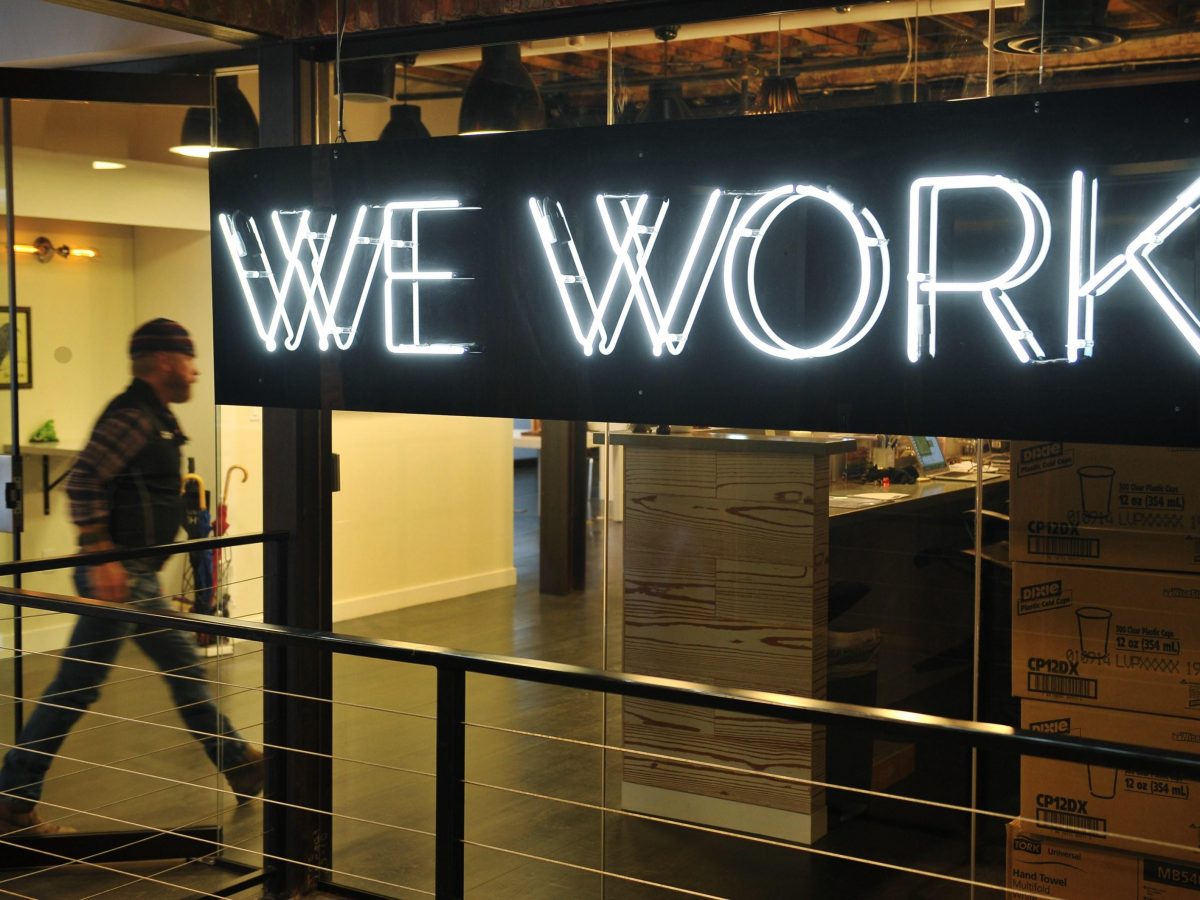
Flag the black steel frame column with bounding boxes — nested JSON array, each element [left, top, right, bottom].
[[539, 420, 587, 595], [258, 41, 333, 899], [435, 668, 466, 898], [1, 98, 23, 735]]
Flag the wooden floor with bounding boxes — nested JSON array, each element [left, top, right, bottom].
[[0, 464, 1011, 898]]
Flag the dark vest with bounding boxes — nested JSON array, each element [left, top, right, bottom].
[[104, 380, 186, 558]]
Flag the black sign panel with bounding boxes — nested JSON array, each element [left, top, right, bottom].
[[210, 82, 1200, 445]]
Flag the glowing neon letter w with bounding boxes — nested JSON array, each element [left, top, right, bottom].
[[529, 191, 742, 356], [218, 201, 475, 355]]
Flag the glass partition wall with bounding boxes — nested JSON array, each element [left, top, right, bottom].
[[309, 3, 1200, 896], [0, 86, 262, 895], [0, 101, 16, 758], [0, 0, 1195, 895]]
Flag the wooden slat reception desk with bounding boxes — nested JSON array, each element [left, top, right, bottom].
[[598, 429, 857, 845]]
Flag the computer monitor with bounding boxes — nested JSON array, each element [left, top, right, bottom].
[[909, 436, 947, 475]]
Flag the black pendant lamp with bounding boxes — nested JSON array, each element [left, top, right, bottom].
[[636, 26, 691, 123], [380, 54, 431, 141], [337, 57, 395, 103], [994, 0, 1120, 53], [170, 75, 259, 158], [458, 43, 546, 135], [749, 17, 801, 115]]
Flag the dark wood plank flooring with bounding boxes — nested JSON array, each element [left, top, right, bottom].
[[0, 464, 1009, 898]]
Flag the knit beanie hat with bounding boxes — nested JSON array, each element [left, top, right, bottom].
[[129, 318, 194, 358]]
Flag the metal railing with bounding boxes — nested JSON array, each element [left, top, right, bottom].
[[1, 532, 1199, 897]]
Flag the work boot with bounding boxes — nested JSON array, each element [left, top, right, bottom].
[[0, 799, 76, 835], [224, 745, 265, 805]]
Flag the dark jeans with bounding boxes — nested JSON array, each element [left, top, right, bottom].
[[0, 561, 249, 809]]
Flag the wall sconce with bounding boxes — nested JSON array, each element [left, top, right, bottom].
[[13, 237, 98, 263]]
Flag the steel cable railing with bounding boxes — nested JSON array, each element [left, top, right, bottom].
[[1, 533, 1199, 897]]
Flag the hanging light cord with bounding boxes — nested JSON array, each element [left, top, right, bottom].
[[334, 0, 348, 143], [208, 73, 218, 149], [776, 15, 783, 77]]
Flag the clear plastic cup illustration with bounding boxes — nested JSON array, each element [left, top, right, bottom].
[[1076, 606, 1113, 660], [1087, 764, 1118, 799], [1078, 465, 1116, 521]]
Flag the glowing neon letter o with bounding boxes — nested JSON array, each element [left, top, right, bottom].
[[722, 184, 889, 360]]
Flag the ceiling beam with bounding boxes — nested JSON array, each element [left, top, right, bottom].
[[1119, 0, 1178, 24], [42, 0, 278, 41], [925, 14, 989, 42], [68, 0, 914, 46], [0, 65, 209, 103]]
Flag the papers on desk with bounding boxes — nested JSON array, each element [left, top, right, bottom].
[[930, 468, 1004, 482], [829, 492, 904, 510]]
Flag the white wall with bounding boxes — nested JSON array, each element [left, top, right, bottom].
[[13, 147, 209, 230], [331, 412, 515, 621], [132, 226, 217, 482], [0, 217, 137, 653], [216, 405, 263, 620], [7, 147, 519, 650], [8, 218, 137, 606]]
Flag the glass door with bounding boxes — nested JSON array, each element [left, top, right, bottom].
[[0, 98, 16, 749]]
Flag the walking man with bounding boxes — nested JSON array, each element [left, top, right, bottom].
[[0, 319, 263, 834]]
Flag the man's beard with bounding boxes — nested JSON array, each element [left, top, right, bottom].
[[165, 372, 191, 403]]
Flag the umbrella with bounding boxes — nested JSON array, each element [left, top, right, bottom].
[[182, 473, 216, 642], [212, 465, 248, 622]]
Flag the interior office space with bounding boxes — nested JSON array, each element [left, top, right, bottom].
[[1, 0, 1200, 897]]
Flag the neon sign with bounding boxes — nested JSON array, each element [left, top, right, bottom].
[[1077, 175, 1200, 358], [218, 201, 477, 355], [208, 83, 1200, 443], [528, 171, 1200, 364], [907, 175, 1050, 364], [217, 169, 1200, 368]]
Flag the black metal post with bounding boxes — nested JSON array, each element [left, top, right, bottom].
[[2, 98, 23, 735], [262, 534, 289, 892], [259, 40, 332, 900], [539, 420, 587, 595], [262, 404, 333, 899], [435, 667, 466, 899]]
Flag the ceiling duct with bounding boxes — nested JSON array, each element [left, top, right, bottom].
[[993, 0, 1122, 54]]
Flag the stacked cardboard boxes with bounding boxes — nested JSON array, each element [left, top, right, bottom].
[[1008, 442, 1200, 896], [1006, 820, 1200, 900]]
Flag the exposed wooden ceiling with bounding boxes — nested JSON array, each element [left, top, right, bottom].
[[46, 0, 1200, 121], [46, 0, 628, 40], [397, 0, 1200, 121]]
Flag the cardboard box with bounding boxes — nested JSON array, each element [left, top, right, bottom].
[[1021, 700, 1200, 858], [1007, 820, 1200, 898], [1012, 562, 1200, 718], [1010, 441, 1200, 572]]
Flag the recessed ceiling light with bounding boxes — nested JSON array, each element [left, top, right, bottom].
[[92, 160, 126, 170], [168, 145, 235, 159]]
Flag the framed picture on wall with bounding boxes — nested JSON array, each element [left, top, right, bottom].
[[0, 307, 32, 390]]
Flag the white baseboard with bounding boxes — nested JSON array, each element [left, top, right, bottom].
[[17, 613, 79, 656], [332, 567, 518, 624], [1, 567, 518, 658], [622, 782, 827, 845]]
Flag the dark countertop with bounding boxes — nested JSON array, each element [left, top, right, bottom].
[[829, 475, 1009, 520], [592, 428, 859, 457]]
